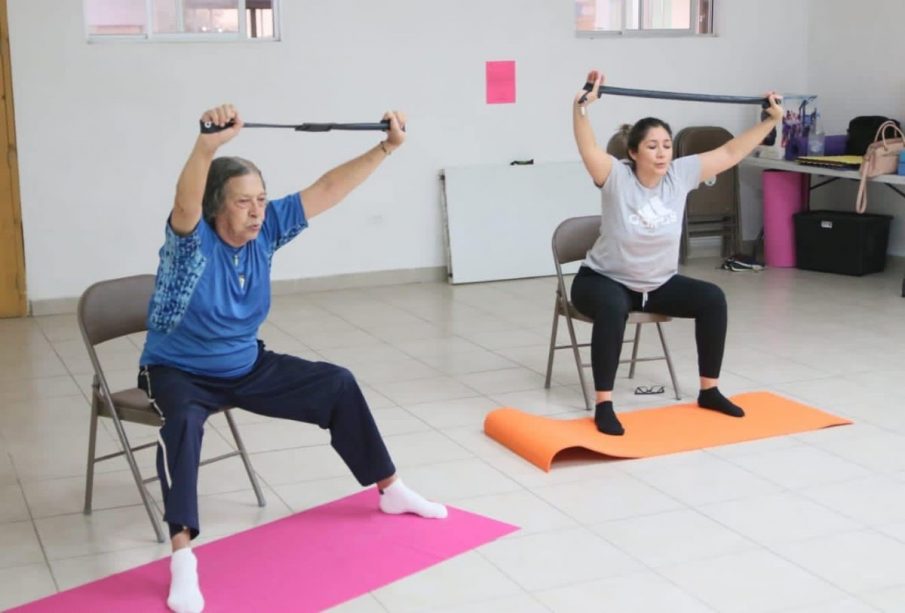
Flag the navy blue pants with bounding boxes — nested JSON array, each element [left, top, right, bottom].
[[570, 267, 728, 391], [139, 343, 396, 539]]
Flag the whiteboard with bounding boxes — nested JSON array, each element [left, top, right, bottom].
[[441, 162, 602, 284]]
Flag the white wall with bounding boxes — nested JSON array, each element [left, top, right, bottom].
[[805, 0, 905, 254], [8, 0, 810, 301]]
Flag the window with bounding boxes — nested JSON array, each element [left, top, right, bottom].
[[575, 0, 713, 36], [85, 0, 279, 41]]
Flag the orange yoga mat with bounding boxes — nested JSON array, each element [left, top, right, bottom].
[[484, 392, 851, 471]]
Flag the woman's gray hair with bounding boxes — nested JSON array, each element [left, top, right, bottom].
[[202, 157, 266, 225]]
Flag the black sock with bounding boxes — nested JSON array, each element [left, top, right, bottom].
[[697, 387, 745, 417], [595, 401, 624, 435]]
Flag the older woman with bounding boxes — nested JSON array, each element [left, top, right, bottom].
[[139, 104, 445, 613], [571, 71, 783, 436]]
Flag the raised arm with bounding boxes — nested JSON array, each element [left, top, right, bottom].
[[697, 93, 784, 182], [171, 104, 242, 236], [574, 70, 613, 187], [300, 111, 406, 219]]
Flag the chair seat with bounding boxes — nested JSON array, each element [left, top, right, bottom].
[[110, 387, 154, 411], [96, 388, 162, 427], [99, 388, 235, 427], [557, 298, 673, 325]]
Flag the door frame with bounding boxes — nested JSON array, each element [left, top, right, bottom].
[[0, 0, 26, 317]]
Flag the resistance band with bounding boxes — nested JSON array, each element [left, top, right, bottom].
[[200, 120, 391, 134], [578, 83, 773, 108]]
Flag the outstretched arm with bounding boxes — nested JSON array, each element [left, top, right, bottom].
[[698, 93, 784, 182], [171, 104, 242, 236], [300, 111, 406, 219], [574, 70, 613, 187]]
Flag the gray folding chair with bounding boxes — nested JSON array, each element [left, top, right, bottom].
[[78, 274, 266, 543], [674, 126, 741, 263], [543, 216, 682, 411]]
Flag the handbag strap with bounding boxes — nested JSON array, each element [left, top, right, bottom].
[[874, 120, 905, 147], [856, 162, 871, 214]]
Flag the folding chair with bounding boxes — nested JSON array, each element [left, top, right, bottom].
[[543, 216, 682, 411], [674, 126, 742, 263], [78, 274, 266, 543]]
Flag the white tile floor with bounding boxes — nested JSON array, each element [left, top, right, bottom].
[[2, 258, 905, 612]]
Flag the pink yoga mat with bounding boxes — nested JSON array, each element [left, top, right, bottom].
[[11, 490, 518, 612]]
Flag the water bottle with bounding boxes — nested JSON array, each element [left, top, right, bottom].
[[807, 113, 825, 156]]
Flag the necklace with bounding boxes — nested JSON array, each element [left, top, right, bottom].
[[232, 250, 246, 289]]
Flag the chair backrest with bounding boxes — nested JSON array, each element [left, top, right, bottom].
[[674, 126, 733, 158], [78, 274, 156, 347], [674, 126, 739, 218], [552, 215, 602, 267]]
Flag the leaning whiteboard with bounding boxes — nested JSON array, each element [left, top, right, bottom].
[[442, 162, 601, 284]]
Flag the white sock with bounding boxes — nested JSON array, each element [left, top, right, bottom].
[[167, 548, 204, 613], [378, 478, 448, 519]]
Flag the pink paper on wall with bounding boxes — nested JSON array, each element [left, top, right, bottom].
[[486, 60, 516, 104], [10, 490, 518, 613]]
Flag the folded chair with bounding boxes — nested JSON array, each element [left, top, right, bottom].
[[78, 274, 266, 543], [543, 216, 681, 411]]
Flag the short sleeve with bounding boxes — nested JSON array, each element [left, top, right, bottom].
[[147, 218, 211, 333], [672, 154, 702, 192]]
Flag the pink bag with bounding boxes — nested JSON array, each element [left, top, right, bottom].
[[856, 120, 905, 213]]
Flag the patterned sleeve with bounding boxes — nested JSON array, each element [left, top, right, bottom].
[[262, 192, 308, 254], [147, 219, 209, 334]]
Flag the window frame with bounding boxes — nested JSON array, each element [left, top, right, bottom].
[[576, 0, 714, 38], [83, 0, 281, 43]]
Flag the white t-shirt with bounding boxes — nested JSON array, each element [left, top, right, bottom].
[[583, 154, 702, 293]]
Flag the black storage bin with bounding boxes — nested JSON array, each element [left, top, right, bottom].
[[793, 211, 892, 276]]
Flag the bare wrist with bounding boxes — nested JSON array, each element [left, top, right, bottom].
[[379, 141, 397, 156]]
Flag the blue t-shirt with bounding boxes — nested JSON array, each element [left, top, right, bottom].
[[140, 193, 307, 377]]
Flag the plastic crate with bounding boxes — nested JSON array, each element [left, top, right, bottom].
[[793, 211, 892, 276]]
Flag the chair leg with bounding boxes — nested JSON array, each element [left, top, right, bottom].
[[679, 214, 689, 264], [83, 400, 100, 515], [628, 322, 642, 379], [108, 413, 166, 543], [224, 409, 266, 507], [544, 299, 560, 389], [656, 323, 682, 400], [564, 312, 593, 412]]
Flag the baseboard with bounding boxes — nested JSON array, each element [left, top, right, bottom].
[[685, 236, 724, 259], [270, 266, 447, 294], [29, 297, 79, 317], [28, 266, 448, 317]]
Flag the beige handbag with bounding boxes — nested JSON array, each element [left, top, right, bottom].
[[856, 120, 905, 213]]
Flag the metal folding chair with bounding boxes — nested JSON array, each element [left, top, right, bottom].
[[78, 274, 266, 543], [543, 216, 682, 411]]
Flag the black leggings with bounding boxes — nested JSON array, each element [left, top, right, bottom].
[[570, 267, 728, 391]]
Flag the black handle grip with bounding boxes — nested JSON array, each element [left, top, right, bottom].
[[578, 82, 775, 108], [200, 119, 235, 134]]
